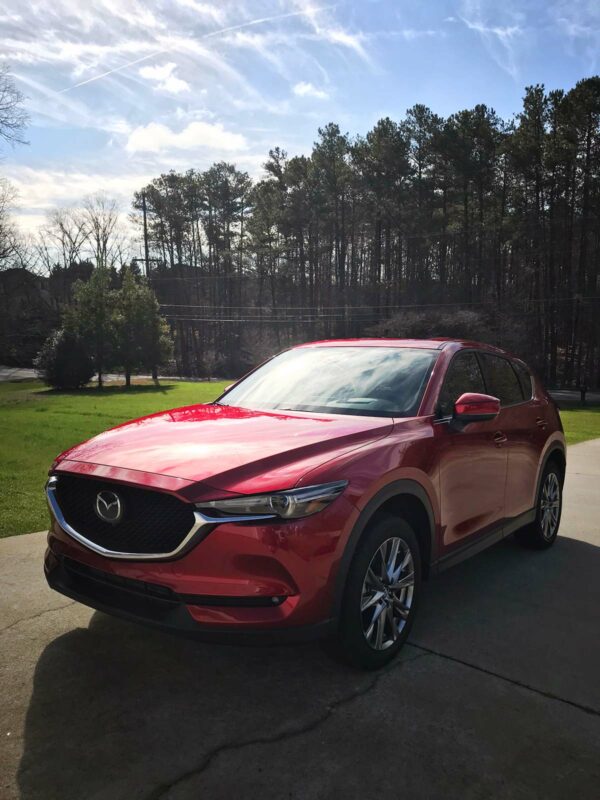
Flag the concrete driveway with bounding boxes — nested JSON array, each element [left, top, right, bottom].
[[0, 367, 37, 382], [1, 441, 599, 800]]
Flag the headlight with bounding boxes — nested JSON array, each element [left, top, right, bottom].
[[197, 480, 348, 520]]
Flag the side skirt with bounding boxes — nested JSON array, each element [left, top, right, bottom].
[[431, 508, 536, 574]]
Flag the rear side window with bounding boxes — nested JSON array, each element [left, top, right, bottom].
[[479, 354, 523, 406], [438, 352, 486, 417], [513, 361, 533, 400]]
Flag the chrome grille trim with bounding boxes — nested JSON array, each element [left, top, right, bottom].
[[46, 476, 275, 561]]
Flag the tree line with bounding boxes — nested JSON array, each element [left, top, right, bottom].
[[1, 70, 599, 386], [129, 77, 600, 385]]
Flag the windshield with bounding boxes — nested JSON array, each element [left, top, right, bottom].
[[218, 347, 438, 418]]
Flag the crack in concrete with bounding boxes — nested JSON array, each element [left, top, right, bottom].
[[144, 650, 429, 800], [408, 640, 600, 717], [0, 601, 76, 634], [144, 636, 600, 799]]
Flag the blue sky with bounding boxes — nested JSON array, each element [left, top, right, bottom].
[[2, 0, 600, 235]]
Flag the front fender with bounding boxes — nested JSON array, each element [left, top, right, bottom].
[[330, 478, 437, 621]]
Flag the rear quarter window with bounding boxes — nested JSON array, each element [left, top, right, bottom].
[[512, 361, 533, 400]]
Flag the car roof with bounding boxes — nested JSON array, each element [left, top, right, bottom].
[[295, 338, 511, 355]]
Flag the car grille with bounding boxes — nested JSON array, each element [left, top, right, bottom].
[[53, 474, 196, 555]]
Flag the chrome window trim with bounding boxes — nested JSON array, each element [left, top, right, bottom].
[[45, 476, 276, 561]]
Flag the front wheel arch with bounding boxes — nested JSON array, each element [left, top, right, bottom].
[[332, 480, 436, 622]]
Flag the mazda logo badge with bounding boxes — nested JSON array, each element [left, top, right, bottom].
[[95, 490, 123, 525]]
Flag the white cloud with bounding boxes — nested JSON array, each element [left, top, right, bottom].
[[175, 0, 225, 24], [460, 1, 523, 79], [14, 72, 134, 133], [4, 165, 153, 225], [550, 0, 600, 68], [125, 120, 248, 153], [291, 1, 372, 63], [396, 29, 440, 41], [139, 61, 190, 94], [293, 80, 328, 99], [463, 19, 521, 42], [13, 213, 49, 234]]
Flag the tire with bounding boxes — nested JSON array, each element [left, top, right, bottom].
[[329, 514, 422, 670], [515, 460, 563, 550]]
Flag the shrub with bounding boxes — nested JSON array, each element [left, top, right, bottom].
[[34, 329, 94, 389]]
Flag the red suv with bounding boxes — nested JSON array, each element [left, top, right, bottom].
[[45, 339, 565, 668]]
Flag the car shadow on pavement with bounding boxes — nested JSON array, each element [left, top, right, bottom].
[[17, 535, 600, 800], [16, 611, 361, 800]]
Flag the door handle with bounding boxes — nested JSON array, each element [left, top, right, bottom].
[[535, 417, 548, 429], [493, 431, 507, 446]]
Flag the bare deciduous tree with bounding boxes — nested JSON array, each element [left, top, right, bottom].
[[39, 207, 88, 270], [0, 178, 19, 265], [0, 63, 28, 152], [81, 193, 131, 269]]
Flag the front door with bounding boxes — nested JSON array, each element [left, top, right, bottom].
[[434, 351, 508, 553]]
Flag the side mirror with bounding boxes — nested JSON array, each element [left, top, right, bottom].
[[452, 392, 500, 427]]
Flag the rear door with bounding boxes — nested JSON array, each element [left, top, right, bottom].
[[478, 354, 540, 520], [435, 351, 508, 551]]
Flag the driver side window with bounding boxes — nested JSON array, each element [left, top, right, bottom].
[[438, 352, 486, 417]]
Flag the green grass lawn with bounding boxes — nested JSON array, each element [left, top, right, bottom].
[[0, 380, 598, 537], [0, 379, 228, 538], [559, 407, 600, 445]]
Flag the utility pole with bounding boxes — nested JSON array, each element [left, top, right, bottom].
[[141, 190, 150, 278]]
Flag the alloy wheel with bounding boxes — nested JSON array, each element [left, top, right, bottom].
[[540, 472, 560, 540], [360, 536, 415, 650]]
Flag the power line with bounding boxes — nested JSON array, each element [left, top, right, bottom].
[[161, 310, 580, 325], [159, 295, 600, 312]]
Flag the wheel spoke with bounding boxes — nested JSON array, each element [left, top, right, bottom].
[[377, 542, 389, 581], [361, 589, 385, 612], [365, 567, 385, 591], [386, 538, 400, 580], [386, 603, 397, 641], [365, 601, 385, 642], [389, 546, 412, 583], [374, 606, 386, 649], [390, 571, 414, 591], [392, 597, 410, 619]]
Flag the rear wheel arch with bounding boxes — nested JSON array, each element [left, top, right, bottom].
[[332, 480, 436, 620], [546, 447, 566, 483], [516, 450, 564, 549], [539, 444, 566, 491]]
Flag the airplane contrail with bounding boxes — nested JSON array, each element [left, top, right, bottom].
[[58, 6, 330, 94], [58, 49, 169, 93]]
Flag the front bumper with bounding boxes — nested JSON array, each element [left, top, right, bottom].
[[45, 492, 359, 641], [44, 550, 334, 643]]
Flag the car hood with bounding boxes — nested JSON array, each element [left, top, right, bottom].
[[55, 403, 393, 495]]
